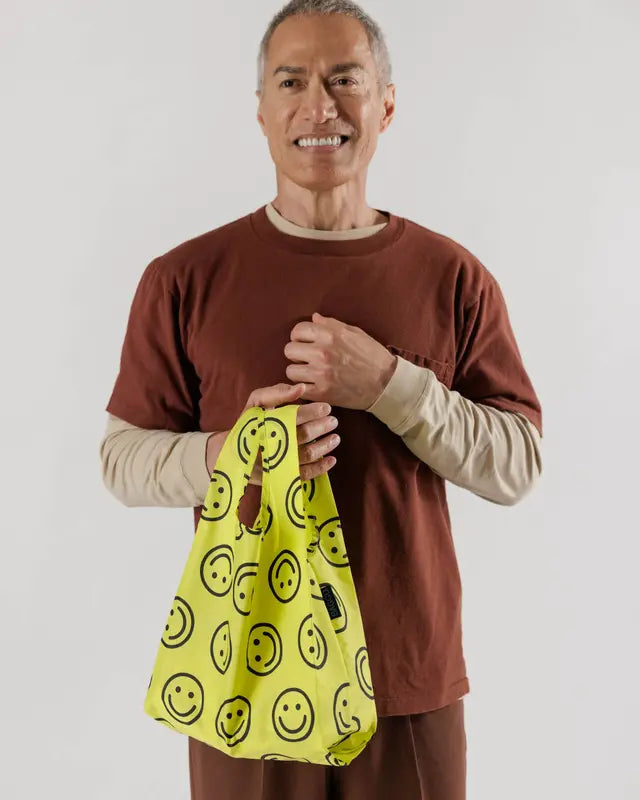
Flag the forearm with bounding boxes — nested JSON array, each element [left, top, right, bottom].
[[100, 414, 223, 507], [367, 356, 542, 505]]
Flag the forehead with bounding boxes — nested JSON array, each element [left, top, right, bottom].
[[266, 14, 375, 73]]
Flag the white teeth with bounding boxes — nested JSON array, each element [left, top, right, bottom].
[[297, 135, 343, 147]]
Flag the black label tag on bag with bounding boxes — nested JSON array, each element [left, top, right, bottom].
[[320, 583, 341, 620]]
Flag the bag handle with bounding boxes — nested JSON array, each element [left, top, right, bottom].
[[207, 404, 301, 529], [226, 406, 269, 524]]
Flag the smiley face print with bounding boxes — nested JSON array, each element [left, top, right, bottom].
[[309, 573, 324, 600], [298, 613, 327, 669], [161, 596, 194, 649], [161, 673, 204, 725], [284, 476, 308, 530], [201, 470, 232, 521], [210, 621, 232, 675], [215, 696, 251, 748], [268, 550, 301, 603], [233, 561, 258, 616], [325, 753, 347, 767], [333, 683, 361, 738], [200, 544, 234, 596], [260, 415, 289, 471], [246, 623, 283, 676], [318, 517, 349, 567], [355, 646, 374, 699], [236, 414, 266, 466], [272, 688, 315, 742]]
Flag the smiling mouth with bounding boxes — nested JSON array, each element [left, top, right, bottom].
[[262, 632, 278, 668], [168, 607, 187, 641], [279, 715, 307, 734], [263, 439, 282, 465], [221, 722, 245, 739], [294, 135, 350, 151], [168, 696, 197, 717]]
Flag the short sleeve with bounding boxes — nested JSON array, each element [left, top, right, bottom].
[[105, 258, 200, 432], [452, 273, 543, 437]]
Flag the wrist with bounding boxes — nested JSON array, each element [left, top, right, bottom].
[[205, 430, 228, 475]]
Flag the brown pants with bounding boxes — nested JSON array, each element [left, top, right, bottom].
[[188, 698, 466, 800]]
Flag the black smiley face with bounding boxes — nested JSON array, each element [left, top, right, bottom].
[[237, 415, 265, 466], [237, 415, 289, 472], [161, 596, 194, 648], [215, 696, 251, 747], [326, 753, 347, 767], [318, 517, 349, 567], [272, 688, 315, 742], [210, 620, 232, 675], [200, 544, 234, 596], [333, 682, 361, 737], [268, 549, 301, 603], [246, 623, 283, 676], [309, 574, 323, 600], [161, 673, 204, 725], [298, 613, 327, 669], [201, 470, 232, 521], [233, 562, 258, 616], [285, 476, 309, 530], [261, 415, 289, 470], [355, 646, 374, 699]]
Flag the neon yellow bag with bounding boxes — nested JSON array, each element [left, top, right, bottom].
[[143, 403, 377, 766]]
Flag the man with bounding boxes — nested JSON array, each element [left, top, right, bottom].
[[101, 2, 543, 798]]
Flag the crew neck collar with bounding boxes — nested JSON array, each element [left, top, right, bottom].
[[248, 203, 405, 256], [265, 201, 389, 240]]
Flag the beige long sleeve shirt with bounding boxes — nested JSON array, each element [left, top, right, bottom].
[[100, 203, 542, 509]]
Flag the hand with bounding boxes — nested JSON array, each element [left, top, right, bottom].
[[284, 312, 397, 410], [237, 383, 340, 486]]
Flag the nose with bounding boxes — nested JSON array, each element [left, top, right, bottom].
[[299, 77, 338, 123]]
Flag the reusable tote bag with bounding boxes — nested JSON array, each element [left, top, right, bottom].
[[143, 402, 378, 766]]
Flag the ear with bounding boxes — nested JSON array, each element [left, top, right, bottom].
[[255, 92, 266, 135], [380, 83, 395, 133]]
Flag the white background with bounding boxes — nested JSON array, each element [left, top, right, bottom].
[[1, 0, 638, 797]]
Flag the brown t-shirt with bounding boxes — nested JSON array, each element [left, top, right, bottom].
[[106, 204, 542, 716]]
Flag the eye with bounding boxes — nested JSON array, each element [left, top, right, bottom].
[[279, 78, 356, 88]]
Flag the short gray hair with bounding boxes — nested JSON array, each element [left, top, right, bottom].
[[256, 0, 392, 94]]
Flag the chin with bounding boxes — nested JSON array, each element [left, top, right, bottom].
[[283, 166, 354, 192]]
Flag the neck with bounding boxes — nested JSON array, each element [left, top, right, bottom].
[[271, 183, 386, 230]]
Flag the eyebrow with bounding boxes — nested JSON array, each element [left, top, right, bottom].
[[272, 62, 366, 77]]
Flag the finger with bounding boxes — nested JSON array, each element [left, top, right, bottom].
[[295, 401, 332, 427], [246, 383, 306, 411], [298, 426, 340, 466], [300, 455, 336, 481]]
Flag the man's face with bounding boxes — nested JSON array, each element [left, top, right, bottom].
[[256, 14, 395, 192]]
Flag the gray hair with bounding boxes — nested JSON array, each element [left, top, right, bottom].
[[256, 0, 392, 94]]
